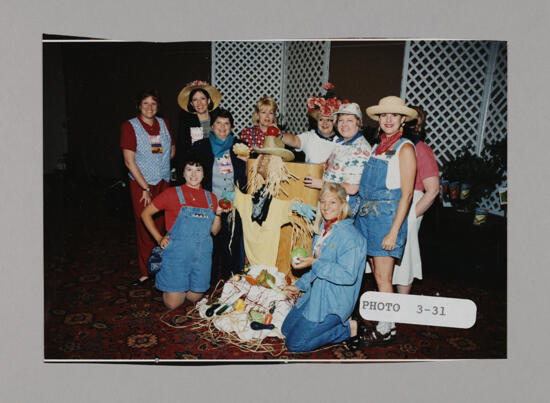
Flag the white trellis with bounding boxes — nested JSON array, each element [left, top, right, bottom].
[[212, 41, 330, 134], [401, 40, 507, 214], [282, 41, 330, 134]]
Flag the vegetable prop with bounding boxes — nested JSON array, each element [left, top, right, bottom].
[[290, 247, 309, 265], [244, 274, 257, 285], [250, 321, 275, 331], [215, 303, 232, 315], [232, 142, 250, 156], [267, 126, 280, 136], [232, 274, 241, 282], [264, 301, 276, 325], [243, 264, 250, 274], [218, 198, 232, 209], [205, 303, 221, 317], [265, 277, 283, 294], [248, 310, 265, 324], [255, 270, 276, 289], [233, 295, 247, 311]]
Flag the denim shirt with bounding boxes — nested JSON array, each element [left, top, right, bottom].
[[294, 219, 368, 324]]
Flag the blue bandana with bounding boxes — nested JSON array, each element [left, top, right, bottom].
[[209, 131, 234, 158]]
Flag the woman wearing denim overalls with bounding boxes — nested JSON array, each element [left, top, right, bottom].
[[141, 153, 230, 309], [354, 96, 418, 346]]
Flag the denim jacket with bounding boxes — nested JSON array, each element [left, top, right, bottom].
[[294, 219, 368, 324]]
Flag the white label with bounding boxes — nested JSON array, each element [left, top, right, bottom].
[[359, 291, 477, 329], [190, 127, 204, 144]]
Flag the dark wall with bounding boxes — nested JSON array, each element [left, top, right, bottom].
[[44, 40, 404, 179], [43, 45, 68, 173], [44, 41, 211, 178], [329, 41, 405, 129]]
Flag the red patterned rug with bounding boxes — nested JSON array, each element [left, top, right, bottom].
[[44, 178, 506, 361]]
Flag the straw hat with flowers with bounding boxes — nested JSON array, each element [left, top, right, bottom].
[[177, 80, 222, 113]]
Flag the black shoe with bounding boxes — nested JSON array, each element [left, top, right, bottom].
[[342, 322, 368, 351], [361, 328, 397, 347], [130, 277, 150, 286]]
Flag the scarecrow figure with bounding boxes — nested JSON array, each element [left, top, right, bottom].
[[231, 133, 318, 271]]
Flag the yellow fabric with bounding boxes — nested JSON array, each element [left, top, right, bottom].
[[234, 187, 291, 267]]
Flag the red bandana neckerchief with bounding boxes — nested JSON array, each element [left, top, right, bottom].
[[322, 218, 339, 236], [375, 128, 403, 155]]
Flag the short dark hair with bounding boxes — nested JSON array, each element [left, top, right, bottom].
[[182, 151, 206, 171], [135, 89, 161, 109], [187, 88, 215, 113], [210, 108, 234, 127]]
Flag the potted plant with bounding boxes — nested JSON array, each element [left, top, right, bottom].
[[440, 137, 506, 212]]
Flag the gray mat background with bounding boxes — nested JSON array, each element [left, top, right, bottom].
[[1, 0, 547, 402]]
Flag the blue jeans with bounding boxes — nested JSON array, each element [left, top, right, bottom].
[[282, 302, 350, 352]]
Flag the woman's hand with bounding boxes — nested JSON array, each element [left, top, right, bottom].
[[236, 154, 249, 163], [291, 256, 316, 270], [158, 235, 170, 249], [303, 176, 323, 189], [140, 189, 152, 207], [283, 285, 300, 296], [216, 206, 232, 216], [381, 230, 398, 251]]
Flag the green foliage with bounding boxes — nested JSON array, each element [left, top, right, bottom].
[[441, 137, 507, 211]]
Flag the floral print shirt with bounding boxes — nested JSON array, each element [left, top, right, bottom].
[[323, 135, 371, 185]]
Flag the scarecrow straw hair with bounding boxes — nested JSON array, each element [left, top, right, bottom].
[[288, 197, 315, 250], [248, 155, 298, 198]]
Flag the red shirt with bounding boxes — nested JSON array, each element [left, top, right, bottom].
[[152, 184, 218, 232], [239, 126, 268, 151], [414, 141, 439, 191], [120, 116, 174, 151]]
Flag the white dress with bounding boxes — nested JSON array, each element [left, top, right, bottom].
[[391, 189, 424, 285]]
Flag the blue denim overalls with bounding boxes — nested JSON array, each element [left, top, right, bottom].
[[354, 138, 409, 258], [155, 186, 215, 293]]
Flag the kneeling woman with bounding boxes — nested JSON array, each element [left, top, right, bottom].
[[141, 153, 229, 309], [281, 183, 367, 352]]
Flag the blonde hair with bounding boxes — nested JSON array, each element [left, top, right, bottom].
[[251, 96, 278, 126], [313, 182, 351, 234]]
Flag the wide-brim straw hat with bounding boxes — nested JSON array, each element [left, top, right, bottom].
[[177, 80, 222, 113], [366, 96, 418, 122], [253, 136, 295, 162]]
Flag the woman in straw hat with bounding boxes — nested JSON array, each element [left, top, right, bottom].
[[392, 106, 440, 294], [174, 80, 222, 184], [120, 89, 175, 286], [354, 96, 417, 346]]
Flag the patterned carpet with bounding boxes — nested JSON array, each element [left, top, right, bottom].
[[44, 175, 506, 361]]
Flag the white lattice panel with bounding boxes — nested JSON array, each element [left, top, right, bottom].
[[401, 41, 492, 165], [212, 42, 285, 133], [282, 41, 330, 133], [401, 40, 508, 214], [479, 43, 507, 213], [481, 43, 507, 147], [212, 41, 330, 135]]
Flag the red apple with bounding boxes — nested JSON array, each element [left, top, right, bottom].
[[267, 126, 280, 136], [218, 198, 232, 209]]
